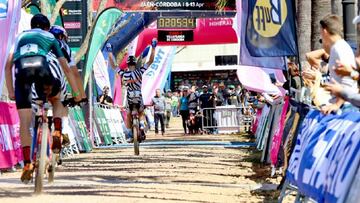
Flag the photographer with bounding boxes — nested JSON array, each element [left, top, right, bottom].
[[97, 86, 113, 106]]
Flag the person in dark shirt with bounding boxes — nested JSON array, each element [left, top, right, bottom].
[[227, 85, 240, 106], [97, 86, 113, 106], [199, 85, 212, 108]]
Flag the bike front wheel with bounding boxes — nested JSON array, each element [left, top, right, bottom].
[[34, 122, 49, 194], [132, 119, 140, 156]]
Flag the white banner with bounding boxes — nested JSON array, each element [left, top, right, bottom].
[[93, 51, 112, 97], [142, 46, 176, 105]]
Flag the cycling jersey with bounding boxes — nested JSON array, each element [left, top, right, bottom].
[[13, 28, 64, 62], [13, 29, 64, 109], [31, 52, 67, 102], [118, 65, 148, 107]]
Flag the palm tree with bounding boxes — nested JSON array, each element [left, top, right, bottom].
[[311, 0, 331, 50], [296, 0, 312, 65], [331, 0, 343, 16]]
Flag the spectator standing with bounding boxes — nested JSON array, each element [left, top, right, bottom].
[[97, 86, 113, 106], [151, 89, 166, 135], [165, 90, 172, 128], [213, 87, 224, 106], [188, 85, 199, 112], [227, 85, 240, 106], [179, 87, 190, 135], [171, 92, 179, 117], [199, 85, 214, 133], [318, 14, 358, 114]]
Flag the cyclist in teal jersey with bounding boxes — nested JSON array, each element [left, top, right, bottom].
[[5, 14, 81, 183]]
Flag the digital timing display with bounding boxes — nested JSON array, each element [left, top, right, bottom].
[[157, 17, 196, 29]]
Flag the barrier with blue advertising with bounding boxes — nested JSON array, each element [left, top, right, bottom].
[[286, 110, 360, 203]]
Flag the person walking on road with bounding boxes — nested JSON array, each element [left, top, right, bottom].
[[165, 90, 172, 128], [151, 89, 166, 135], [179, 87, 190, 135]]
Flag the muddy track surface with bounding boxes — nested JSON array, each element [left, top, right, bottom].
[[0, 118, 294, 203]]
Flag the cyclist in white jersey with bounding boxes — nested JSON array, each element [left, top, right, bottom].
[[108, 39, 157, 142]]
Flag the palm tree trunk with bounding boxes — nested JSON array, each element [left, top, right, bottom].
[[331, 0, 343, 16], [296, 0, 312, 65], [311, 0, 331, 50]]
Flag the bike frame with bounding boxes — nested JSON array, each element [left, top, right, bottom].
[[31, 102, 56, 193]]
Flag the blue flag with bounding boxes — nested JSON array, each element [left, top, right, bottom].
[[245, 0, 297, 57]]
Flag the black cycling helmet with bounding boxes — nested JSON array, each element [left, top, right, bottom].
[[127, 55, 137, 65], [31, 14, 50, 30]]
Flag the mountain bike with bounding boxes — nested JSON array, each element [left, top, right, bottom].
[[31, 100, 56, 194], [31, 97, 77, 193]]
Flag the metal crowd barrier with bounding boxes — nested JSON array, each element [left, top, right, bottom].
[[201, 106, 254, 134]]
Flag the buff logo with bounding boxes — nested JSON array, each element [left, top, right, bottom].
[[252, 0, 288, 37]]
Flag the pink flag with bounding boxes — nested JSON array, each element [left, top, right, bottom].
[[0, 102, 22, 169], [113, 75, 123, 106]]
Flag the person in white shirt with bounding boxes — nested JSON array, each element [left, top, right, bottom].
[[318, 14, 359, 114]]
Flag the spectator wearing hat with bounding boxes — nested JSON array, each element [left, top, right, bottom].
[[199, 85, 215, 133], [165, 90, 172, 128], [227, 85, 240, 106], [97, 86, 113, 106], [179, 87, 190, 135]]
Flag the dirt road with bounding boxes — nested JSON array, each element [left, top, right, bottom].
[[0, 118, 292, 203]]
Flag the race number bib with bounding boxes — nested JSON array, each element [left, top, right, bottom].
[[20, 44, 39, 56]]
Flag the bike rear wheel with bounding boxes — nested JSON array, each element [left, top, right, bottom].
[[133, 119, 140, 156], [34, 122, 49, 194], [48, 153, 57, 183]]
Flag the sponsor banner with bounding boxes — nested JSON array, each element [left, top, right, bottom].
[[142, 46, 176, 105], [93, 51, 112, 97], [236, 0, 285, 69], [270, 96, 289, 165], [286, 110, 360, 203], [0, 0, 20, 96], [83, 7, 122, 87], [69, 107, 92, 152], [115, 17, 237, 69], [61, 1, 87, 48], [0, 102, 22, 169], [64, 21, 81, 29], [93, 0, 236, 11], [158, 30, 194, 42], [245, 0, 297, 56], [0, 0, 8, 19], [94, 106, 112, 145]]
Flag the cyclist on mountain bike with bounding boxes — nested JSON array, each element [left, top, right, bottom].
[[48, 25, 87, 102], [108, 38, 157, 142], [5, 14, 81, 182]]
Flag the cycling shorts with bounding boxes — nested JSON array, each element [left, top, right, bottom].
[[126, 90, 144, 113], [14, 55, 61, 109]]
